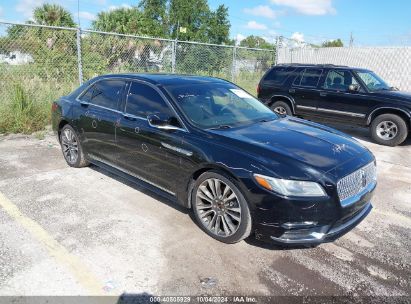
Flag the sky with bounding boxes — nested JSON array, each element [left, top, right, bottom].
[[0, 0, 410, 46]]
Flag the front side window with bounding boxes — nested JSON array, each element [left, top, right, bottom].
[[293, 68, 323, 88], [355, 70, 391, 92], [80, 79, 125, 109], [324, 70, 360, 91], [126, 82, 173, 117], [165, 83, 277, 129]]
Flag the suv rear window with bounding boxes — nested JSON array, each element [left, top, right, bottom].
[[264, 67, 296, 84], [293, 68, 323, 88]]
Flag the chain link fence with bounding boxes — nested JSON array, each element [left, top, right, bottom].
[[0, 21, 274, 132], [277, 36, 411, 91]]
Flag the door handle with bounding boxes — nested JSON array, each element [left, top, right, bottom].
[[320, 92, 327, 97], [80, 101, 89, 108], [289, 89, 295, 93]]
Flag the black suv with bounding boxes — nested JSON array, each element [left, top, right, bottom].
[[257, 64, 411, 146]]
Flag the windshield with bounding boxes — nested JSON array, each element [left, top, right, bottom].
[[355, 70, 391, 91], [165, 83, 277, 129]]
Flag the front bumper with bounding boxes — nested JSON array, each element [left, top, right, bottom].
[[266, 202, 372, 245]]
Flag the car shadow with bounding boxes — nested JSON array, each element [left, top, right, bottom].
[[244, 236, 317, 251], [90, 165, 189, 215], [323, 122, 411, 146]]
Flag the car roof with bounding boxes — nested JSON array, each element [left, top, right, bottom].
[[275, 63, 371, 71], [91, 73, 230, 86]]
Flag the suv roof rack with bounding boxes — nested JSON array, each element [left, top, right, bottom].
[[276, 63, 349, 68]]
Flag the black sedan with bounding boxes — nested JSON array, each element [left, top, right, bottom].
[[51, 74, 376, 245]]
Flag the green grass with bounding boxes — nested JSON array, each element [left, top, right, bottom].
[[0, 76, 76, 134]]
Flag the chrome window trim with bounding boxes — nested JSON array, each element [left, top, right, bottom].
[[88, 154, 176, 195], [75, 76, 189, 132], [75, 78, 126, 111]]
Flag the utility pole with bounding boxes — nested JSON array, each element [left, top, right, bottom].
[[349, 32, 354, 47]]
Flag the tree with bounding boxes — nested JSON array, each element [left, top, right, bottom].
[[168, 0, 210, 42], [207, 5, 230, 45], [33, 3, 76, 27], [92, 7, 142, 34], [322, 39, 344, 47], [240, 36, 274, 50], [138, 0, 168, 37]]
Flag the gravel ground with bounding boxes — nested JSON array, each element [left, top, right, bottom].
[[0, 126, 410, 301]]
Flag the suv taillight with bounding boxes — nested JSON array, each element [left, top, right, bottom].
[[51, 102, 58, 112]]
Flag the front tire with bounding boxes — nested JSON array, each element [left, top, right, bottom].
[[192, 171, 252, 244], [370, 114, 408, 146], [60, 124, 89, 168], [271, 101, 292, 116]]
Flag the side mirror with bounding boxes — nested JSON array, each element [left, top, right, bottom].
[[348, 84, 360, 92], [147, 113, 182, 131]]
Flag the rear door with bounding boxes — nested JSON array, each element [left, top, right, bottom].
[[290, 68, 323, 117], [317, 69, 369, 124], [75, 79, 126, 164]]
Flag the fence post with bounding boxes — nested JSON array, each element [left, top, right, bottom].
[[274, 36, 280, 65], [76, 27, 83, 85], [231, 45, 237, 82], [171, 39, 177, 73]]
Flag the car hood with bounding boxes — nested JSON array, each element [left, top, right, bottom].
[[371, 90, 411, 103], [209, 117, 369, 174]]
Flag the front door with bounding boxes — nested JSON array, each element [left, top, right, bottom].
[[116, 80, 191, 194], [290, 68, 324, 117], [317, 69, 369, 124]]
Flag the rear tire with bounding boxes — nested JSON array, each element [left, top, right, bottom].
[[271, 101, 292, 116], [192, 171, 252, 244], [370, 114, 408, 146], [60, 124, 89, 168]]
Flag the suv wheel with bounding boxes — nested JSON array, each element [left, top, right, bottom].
[[60, 124, 89, 168], [192, 171, 252, 243], [271, 101, 292, 116], [370, 114, 408, 146]]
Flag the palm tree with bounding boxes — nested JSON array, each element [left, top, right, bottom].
[[33, 3, 76, 27]]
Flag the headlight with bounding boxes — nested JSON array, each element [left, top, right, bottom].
[[253, 174, 327, 197]]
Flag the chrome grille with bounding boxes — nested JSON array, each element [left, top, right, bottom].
[[337, 162, 377, 206]]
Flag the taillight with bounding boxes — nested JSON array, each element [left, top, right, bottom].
[[257, 84, 261, 95], [51, 102, 58, 112]]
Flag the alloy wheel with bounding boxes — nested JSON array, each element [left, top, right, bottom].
[[376, 120, 398, 140], [274, 106, 287, 115], [61, 128, 79, 164], [195, 178, 241, 237]]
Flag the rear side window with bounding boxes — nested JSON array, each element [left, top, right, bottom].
[[264, 67, 296, 84], [79, 79, 125, 110], [293, 68, 323, 88], [126, 82, 173, 118]]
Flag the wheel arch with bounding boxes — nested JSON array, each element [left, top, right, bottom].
[[57, 119, 70, 143], [367, 107, 410, 129], [268, 95, 296, 114], [185, 164, 243, 209]]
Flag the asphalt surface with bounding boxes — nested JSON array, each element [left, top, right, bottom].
[[0, 125, 410, 300]]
